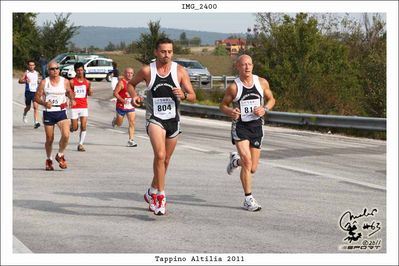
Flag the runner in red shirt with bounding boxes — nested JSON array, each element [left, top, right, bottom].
[[69, 62, 93, 152], [112, 67, 137, 147]]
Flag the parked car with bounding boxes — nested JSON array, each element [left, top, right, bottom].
[[174, 58, 211, 84], [61, 57, 113, 81], [52, 53, 100, 70]]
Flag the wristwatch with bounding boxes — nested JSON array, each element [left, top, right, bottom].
[[183, 92, 188, 100]]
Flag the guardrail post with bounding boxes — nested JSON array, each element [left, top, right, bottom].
[[210, 76, 214, 89], [198, 75, 202, 89], [223, 75, 227, 90]]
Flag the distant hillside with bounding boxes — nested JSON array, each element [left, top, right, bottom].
[[71, 26, 245, 48]]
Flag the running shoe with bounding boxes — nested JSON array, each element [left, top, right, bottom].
[[111, 117, 116, 128], [155, 194, 166, 215], [55, 153, 67, 169], [34, 122, 41, 129], [227, 151, 240, 175], [127, 139, 138, 147], [45, 159, 54, 171], [144, 189, 157, 212], [77, 144, 86, 152], [242, 197, 262, 212], [22, 115, 28, 124]]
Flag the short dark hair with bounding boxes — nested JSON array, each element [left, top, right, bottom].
[[156, 37, 173, 49], [74, 62, 84, 71], [27, 59, 35, 65]]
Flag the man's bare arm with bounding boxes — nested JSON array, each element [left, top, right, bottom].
[[220, 83, 240, 120]]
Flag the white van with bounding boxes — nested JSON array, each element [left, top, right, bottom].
[[61, 57, 113, 81]]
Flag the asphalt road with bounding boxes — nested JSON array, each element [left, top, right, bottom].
[[11, 79, 386, 255]]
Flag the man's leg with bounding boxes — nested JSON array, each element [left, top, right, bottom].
[[79, 116, 88, 144], [70, 118, 79, 132], [235, 140, 253, 194], [249, 147, 261, 174], [236, 140, 262, 211], [54, 119, 70, 169], [113, 112, 124, 127], [33, 101, 40, 127], [76, 115, 88, 151], [23, 103, 31, 123], [148, 123, 167, 191], [164, 136, 178, 175], [44, 125, 55, 159], [57, 119, 70, 154], [126, 112, 136, 141]]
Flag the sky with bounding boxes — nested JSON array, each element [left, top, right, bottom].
[[35, 13, 258, 34], [34, 12, 385, 35]]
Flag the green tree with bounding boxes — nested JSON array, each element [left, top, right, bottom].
[[248, 13, 362, 115], [212, 44, 229, 56], [39, 13, 79, 60], [13, 13, 41, 68], [355, 14, 386, 117], [190, 37, 201, 46], [136, 20, 167, 64], [126, 41, 138, 54], [104, 41, 116, 51], [179, 32, 188, 46]]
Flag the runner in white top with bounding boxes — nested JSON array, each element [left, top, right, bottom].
[[35, 60, 76, 171], [220, 54, 275, 212], [127, 37, 196, 215], [18, 60, 41, 128]]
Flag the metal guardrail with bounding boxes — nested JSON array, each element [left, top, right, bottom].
[[190, 75, 236, 89], [179, 103, 386, 131], [138, 78, 386, 131]]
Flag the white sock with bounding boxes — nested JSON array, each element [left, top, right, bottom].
[[149, 186, 158, 195], [79, 130, 87, 145], [245, 195, 254, 201], [158, 191, 165, 196]]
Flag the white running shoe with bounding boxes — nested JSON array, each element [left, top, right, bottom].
[[144, 189, 157, 212], [242, 197, 262, 212], [155, 194, 166, 215], [127, 139, 138, 147], [22, 115, 28, 124], [226, 151, 240, 175]]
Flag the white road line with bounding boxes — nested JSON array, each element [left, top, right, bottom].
[[13, 100, 25, 108], [266, 161, 386, 191], [105, 128, 125, 134], [13, 235, 33, 253], [180, 145, 211, 153]]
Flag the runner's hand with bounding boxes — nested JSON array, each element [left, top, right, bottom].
[[254, 106, 266, 117], [44, 101, 52, 109], [132, 96, 144, 107], [172, 88, 184, 98], [230, 108, 241, 120]]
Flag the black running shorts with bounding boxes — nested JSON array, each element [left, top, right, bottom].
[[146, 119, 181, 138], [231, 123, 264, 149], [43, 110, 67, 125]]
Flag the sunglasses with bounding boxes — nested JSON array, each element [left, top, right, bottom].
[[49, 67, 59, 71]]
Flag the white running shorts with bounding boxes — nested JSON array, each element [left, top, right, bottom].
[[69, 108, 88, 119]]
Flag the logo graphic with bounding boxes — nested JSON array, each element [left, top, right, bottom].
[[338, 207, 382, 251]]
